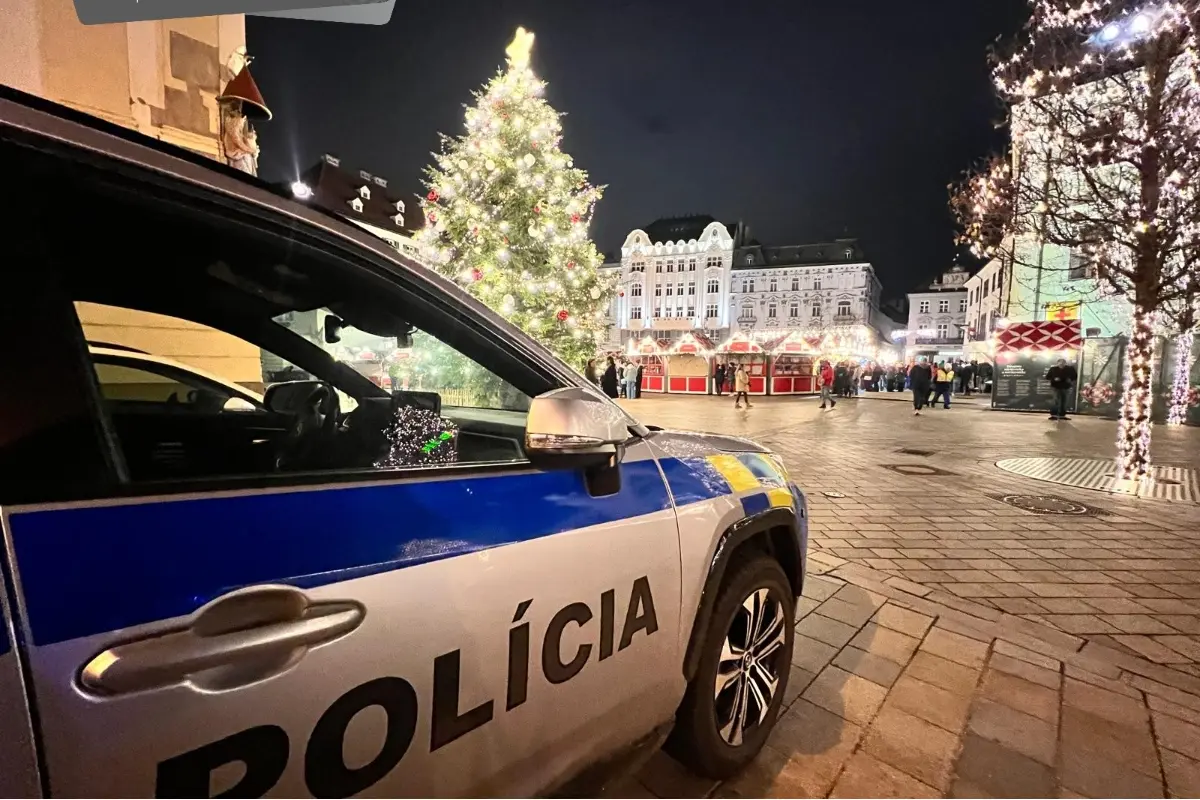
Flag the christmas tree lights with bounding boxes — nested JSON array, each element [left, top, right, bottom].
[[1167, 328, 1195, 424], [416, 27, 614, 368], [953, 0, 1200, 484]]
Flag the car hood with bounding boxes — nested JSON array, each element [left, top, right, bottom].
[[644, 428, 771, 456]]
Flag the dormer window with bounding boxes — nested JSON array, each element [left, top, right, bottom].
[[393, 213, 405, 226], [745, 254, 753, 266], [358, 185, 371, 200], [349, 197, 364, 213], [845, 248, 853, 260], [395, 200, 406, 213]]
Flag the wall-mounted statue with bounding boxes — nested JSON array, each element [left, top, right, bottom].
[[217, 47, 272, 177]]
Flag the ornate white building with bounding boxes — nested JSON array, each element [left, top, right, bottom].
[[606, 215, 885, 352], [905, 266, 970, 360]]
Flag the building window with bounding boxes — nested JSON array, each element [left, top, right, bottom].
[[706, 256, 722, 270], [655, 262, 663, 273], [705, 304, 718, 318], [748, 280, 755, 293], [654, 286, 662, 296], [630, 284, 643, 297], [769, 278, 778, 292], [630, 306, 642, 319], [687, 306, 695, 317], [741, 280, 749, 293], [814, 279, 822, 291], [791, 278, 799, 291], [688, 259, 697, 271], [666, 285, 673, 296], [688, 282, 696, 295], [707, 279, 720, 294], [938, 300, 950, 313], [836, 300, 852, 318], [768, 303, 777, 318], [653, 307, 661, 318], [745, 254, 754, 266], [666, 260, 674, 272], [937, 323, 949, 338], [1068, 250, 1095, 281], [811, 304, 822, 318], [845, 247, 853, 260], [959, 298, 968, 313], [995, 270, 1003, 289], [919, 301, 930, 313], [631, 260, 645, 273]]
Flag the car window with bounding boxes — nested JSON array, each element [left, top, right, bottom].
[[93, 360, 227, 404]]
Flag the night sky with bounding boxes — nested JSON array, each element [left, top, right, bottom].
[[247, 0, 1029, 301]]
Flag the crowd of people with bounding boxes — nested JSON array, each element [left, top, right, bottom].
[[585, 353, 1005, 418]]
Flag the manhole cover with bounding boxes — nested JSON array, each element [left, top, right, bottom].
[[822, 491, 846, 498], [989, 494, 1107, 516], [897, 448, 935, 457], [882, 464, 958, 477]]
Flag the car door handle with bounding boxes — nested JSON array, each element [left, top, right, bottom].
[[80, 595, 365, 696]]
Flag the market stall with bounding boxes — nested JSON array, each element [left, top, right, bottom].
[[764, 332, 818, 395], [626, 336, 668, 393], [714, 332, 769, 395], [665, 333, 715, 394], [992, 320, 1083, 413]]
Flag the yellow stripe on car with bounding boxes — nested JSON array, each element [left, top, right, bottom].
[[706, 454, 762, 494], [766, 487, 794, 508]]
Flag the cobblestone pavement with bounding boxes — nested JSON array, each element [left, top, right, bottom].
[[613, 393, 1200, 798]]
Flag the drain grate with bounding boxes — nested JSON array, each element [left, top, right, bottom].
[[822, 491, 847, 498], [897, 448, 935, 457], [988, 494, 1108, 516], [882, 464, 958, 477]]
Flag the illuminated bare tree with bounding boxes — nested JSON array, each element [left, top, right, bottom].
[[957, 0, 1200, 486]]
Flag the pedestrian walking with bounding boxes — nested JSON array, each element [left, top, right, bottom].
[[733, 364, 752, 409], [585, 358, 599, 385], [934, 361, 955, 409], [1046, 357, 1078, 421], [714, 362, 727, 396], [818, 360, 837, 410], [601, 357, 619, 398], [910, 358, 932, 415]]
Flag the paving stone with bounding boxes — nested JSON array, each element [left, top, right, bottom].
[[1110, 615, 1181, 635], [1035, 598, 1102, 614], [1158, 615, 1200, 634], [833, 647, 905, 688], [1063, 664, 1138, 698], [795, 614, 859, 649], [780, 665, 817, 711], [754, 700, 863, 797], [980, 668, 1060, 724], [883, 576, 932, 597], [872, 603, 935, 638], [794, 596, 822, 620], [886, 674, 973, 733], [791, 634, 839, 674], [637, 751, 717, 799], [802, 665, 889, 726], [1115, 635, 1192, 664], [1063, 678, 1150, 730], [1155, 636, 1200, 662], [990, 652, 1061, 690], [862, 705, 961, 791], [987, 639, 1062, 671], [1147, 692, 1200, 724], [829, 750, 940, 798], [967, 699, 1057, 766], [849, 623, 921, 664], [1154, 711, 1200, 761], [905, 650, 983, 695], [1058, 743, 1165, 798], [921, 626, 990, 669], [952, 733, 1056, 799], [818, 597, 879, 628], [1161, 749, 1200, 798], [1060, 705, 1161, 778]]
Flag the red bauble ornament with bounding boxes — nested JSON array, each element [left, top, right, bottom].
[[427, 189, 439, 202], [533, 206, 541, 215], [556, 309, 569, 322], [618, 291, 625, 298], [567, 261, 576, 270], [470, 268, 484, 282], [571, 214, 581, 224]]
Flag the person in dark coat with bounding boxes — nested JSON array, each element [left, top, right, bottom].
[[1046, 357, 1078, 421], [714, 362, 727, 396], [584, 358, 599, 385], [600, 356, 619, 398], [634, 362, 644, 399], [910, 358, 933, 415]]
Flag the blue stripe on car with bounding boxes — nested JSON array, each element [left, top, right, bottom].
[[9, 461, 671, 646], [740, 492, 771, 517], [658, 457, 733, 506]]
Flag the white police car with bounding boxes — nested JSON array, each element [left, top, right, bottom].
[[0, 85, 807, 798]]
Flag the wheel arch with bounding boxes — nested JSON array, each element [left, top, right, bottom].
[[681, 507, 804, 683]]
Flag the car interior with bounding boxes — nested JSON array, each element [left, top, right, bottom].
[[5, 135, 559, 487]]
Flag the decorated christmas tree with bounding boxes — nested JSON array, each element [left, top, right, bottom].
[[416, 27, 613, 368]]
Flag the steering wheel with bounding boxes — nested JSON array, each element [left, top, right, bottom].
[[275, 383, 339, 471]]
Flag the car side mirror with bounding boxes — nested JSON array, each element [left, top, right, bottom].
[[525, 387, 629, 495]]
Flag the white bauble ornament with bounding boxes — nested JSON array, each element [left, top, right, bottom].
[[523, 154, 536, 167]]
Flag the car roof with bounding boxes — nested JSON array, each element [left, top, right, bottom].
[[89, 345, 265, 403], [0, 83, 583, 391]]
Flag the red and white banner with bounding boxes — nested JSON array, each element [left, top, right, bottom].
[[994, 320, 1082, 353]]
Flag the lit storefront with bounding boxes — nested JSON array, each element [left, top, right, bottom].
[[763, 332, 818, 395], [714, 332, 770, 395], [626, 336, 668, 394], [665, 333, 715, 394]]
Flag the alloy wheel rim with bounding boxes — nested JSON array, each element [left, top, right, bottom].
[[713, 587, 787, 746]]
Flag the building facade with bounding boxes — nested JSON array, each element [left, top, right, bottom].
[[905, 266, 969, 361], [609, 215, 885, 355], [962, 257, 1007, 362]]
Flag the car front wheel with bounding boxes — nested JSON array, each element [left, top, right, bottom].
[[667, 553, 795, 779]]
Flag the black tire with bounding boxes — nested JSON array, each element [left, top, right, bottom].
[[666, 553, 795, 780]]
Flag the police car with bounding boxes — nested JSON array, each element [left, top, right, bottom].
[[0, 85, 808, 798]]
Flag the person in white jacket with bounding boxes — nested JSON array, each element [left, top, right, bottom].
[[623, 360, 640, 399]]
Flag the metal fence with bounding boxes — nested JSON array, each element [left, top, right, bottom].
[[1077, 335, 1200, 425]]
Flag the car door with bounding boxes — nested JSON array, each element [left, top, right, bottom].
[[0, 573, 40, 798], [0, 127, 685, 798]]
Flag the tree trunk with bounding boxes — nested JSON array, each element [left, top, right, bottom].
[[1167, 330, 1195, 426], [1115, 309, 1157, 484]]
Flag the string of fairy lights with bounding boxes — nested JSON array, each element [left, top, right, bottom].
[[415, 28, 615, 367], [954, 0, 1200, 485]]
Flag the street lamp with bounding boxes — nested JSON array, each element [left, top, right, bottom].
[[1089, 6, 1163, 48], [291, 181, 313, 200]]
